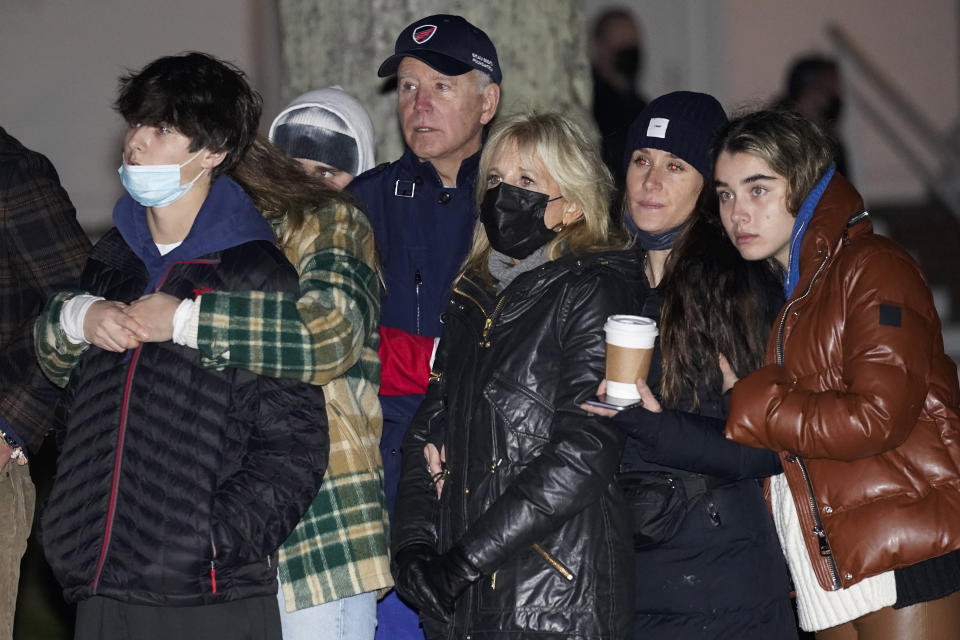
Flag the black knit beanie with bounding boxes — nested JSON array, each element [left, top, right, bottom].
[[623, 91, 727, 180]]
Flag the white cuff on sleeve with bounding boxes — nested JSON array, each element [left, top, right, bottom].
[[430, 337, 440, 369], [61, 294, 105, 345], [172, 298, 199, 349]]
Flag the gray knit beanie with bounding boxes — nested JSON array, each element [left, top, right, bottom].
[[268, 87, 376, 176]]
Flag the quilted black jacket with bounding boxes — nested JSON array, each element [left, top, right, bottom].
[[393, 249, 643, 639], [41, 230, 328, 606]]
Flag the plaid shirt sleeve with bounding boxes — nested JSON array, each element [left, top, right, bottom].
[[197, 201, 392, 607], [33, 290, 90, 389], [196, 202, 380, 385], [0, 132, 90, 452]]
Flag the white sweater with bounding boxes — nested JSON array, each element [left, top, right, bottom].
[[769, 473, 896, 631]]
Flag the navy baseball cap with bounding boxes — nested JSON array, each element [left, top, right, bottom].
[[378, 14, 502, 84]]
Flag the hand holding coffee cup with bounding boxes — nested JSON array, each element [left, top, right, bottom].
[[603, 315, 658, 405]]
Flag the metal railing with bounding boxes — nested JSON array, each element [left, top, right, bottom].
[[827, 24, 960, 219]]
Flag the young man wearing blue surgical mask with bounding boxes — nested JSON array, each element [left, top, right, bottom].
[[118, 129, 218, 239], [34, 52, 328, 640]]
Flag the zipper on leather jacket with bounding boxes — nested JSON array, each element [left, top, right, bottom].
[[776, 251, 842, 590], [776, 252, 829, 364], [532, 544, 574, 581], [486, 407, 505, 509], [482, 297, 506, 347], [452, 275, 504, 348], [794, 455, 842, 590], [453, 275, 490, 319], [452, 284, 487, 316]]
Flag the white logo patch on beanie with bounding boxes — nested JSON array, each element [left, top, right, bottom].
[[647, 118, 669, 138]]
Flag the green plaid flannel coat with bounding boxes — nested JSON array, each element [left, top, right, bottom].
[[35, 201, 392, 610]]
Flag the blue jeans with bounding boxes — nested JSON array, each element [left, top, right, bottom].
[[375, 589, 424, 640], [376, 402, 427, 640], [277, 583, 377, 640]]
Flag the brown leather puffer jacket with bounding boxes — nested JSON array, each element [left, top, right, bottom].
[[726, 173, 960, 591]]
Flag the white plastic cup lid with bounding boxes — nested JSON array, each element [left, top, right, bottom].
[[604, 315, 658, 348]]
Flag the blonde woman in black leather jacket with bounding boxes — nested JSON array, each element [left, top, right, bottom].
[[392, 112, 640, 639]]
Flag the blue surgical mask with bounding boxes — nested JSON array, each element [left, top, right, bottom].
[[624, 210, 684, 250], [118, 149, 206, 208]]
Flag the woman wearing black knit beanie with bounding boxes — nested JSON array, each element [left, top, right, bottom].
[[583, 91, 798, 639]]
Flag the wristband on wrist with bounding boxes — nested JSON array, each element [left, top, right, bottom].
[[0, 429, 27, 465]]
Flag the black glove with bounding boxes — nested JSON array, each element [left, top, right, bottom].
[[393, 544, 450, 622], [611, 403, 664, 445], [424, 545, 482, 614]]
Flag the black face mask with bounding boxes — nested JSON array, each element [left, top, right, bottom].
[[822, 96, 843, 123], [480, 183, 560, 260], [613, 46, 641, 80]]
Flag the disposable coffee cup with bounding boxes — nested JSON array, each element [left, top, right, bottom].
[[604, 315, 658, 404]]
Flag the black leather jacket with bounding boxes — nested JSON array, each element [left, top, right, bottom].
[[393, 249, 642, 639]]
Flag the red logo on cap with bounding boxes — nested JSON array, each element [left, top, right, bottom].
[[412, 25, 437, 44]]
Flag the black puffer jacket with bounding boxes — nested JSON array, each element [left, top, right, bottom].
[[393, 250, 642, 639], [615, 256, 796, 639], [41, 230, 328, 606]]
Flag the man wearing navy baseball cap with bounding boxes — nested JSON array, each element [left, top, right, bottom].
[[346, 13, 501, 640], [358, 13, 501, 190]]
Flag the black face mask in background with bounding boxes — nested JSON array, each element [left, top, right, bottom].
[[480, 183, 561, 260], [613, 46, 642, 82], [821, 96, 843, 123]]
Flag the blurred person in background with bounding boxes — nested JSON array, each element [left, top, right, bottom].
[[589, 7, 647, 195], [773, 55, 850, 178]]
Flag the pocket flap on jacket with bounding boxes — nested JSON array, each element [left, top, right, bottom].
[[483, 374, 555, 441]]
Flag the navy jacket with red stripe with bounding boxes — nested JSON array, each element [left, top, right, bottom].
[[41, 178, 328, 606]]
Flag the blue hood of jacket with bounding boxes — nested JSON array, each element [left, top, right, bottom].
[[113, 176, 276, 293], [783, 163, 835, 299]]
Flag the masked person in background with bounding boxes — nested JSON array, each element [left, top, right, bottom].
[[589, 7, 647, 195], [772, 56, 849, 179]]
